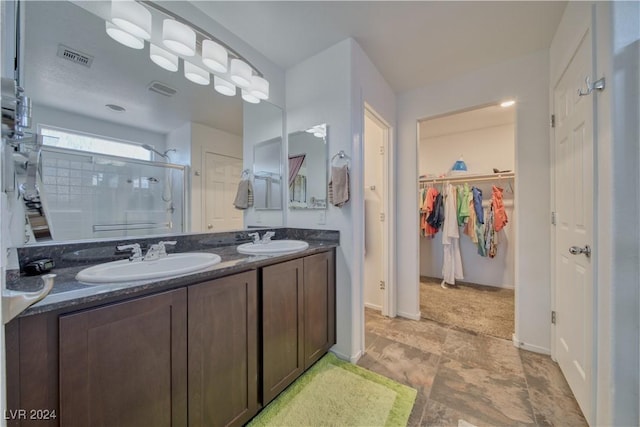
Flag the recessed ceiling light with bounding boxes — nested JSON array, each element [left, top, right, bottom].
[[500, 100, 516, 108], [105, 104, 126, 112]]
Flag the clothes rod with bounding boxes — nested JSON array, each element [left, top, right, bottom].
[[419, 172, 515, 185]]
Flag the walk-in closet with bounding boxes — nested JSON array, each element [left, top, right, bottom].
[[418, 103, 516, 340]]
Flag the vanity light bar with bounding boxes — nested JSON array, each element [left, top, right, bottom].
[[104, 0, 269, 102]]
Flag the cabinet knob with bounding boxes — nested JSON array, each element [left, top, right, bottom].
[[207, 224, 213, 229]]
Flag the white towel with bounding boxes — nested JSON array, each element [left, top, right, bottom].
[[233, 179, 253, 209], [328, 165, 349, 207]]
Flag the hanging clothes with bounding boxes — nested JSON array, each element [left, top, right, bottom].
[[492, 185, 508, 231], [484, 205, 498, 258], [456, 183, 470, 226], [442, 183, 463, 286], [421, 187, 439, 237], [427, 192, 445, 230], [463, 188, 477, 243], [471, 187, 484, 224]]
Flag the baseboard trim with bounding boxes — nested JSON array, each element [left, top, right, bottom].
[[512, 336, 551, 355], [364, 302, 382, 311], [397, 310, 421, 321], [331, 348, 362, 363]]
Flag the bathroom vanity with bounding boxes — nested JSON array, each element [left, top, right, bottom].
[[5, 229, 337, 427]]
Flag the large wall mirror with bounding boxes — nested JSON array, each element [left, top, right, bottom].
[[288, 124, 328, 210], [253, 138, 282, 210], [9, 0, 284, 244]]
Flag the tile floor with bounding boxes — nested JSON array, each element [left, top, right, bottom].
[[359, 308, 587, 426]]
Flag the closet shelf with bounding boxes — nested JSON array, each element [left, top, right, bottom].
[[419, 172, 515, 185]]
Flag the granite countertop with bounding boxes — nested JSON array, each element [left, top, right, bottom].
[[7, 240, 338, 318]]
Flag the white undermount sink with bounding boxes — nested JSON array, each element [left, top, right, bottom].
[[76, 252, 222, 283], [237, 240, 309, 255]]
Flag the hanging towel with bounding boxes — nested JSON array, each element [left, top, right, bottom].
[[442, 184, 463, 285], [233, 179, 253, 209], [328, 165, 350, 207]]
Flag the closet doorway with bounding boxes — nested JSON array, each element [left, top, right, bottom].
[[417, 103, 516, 340]]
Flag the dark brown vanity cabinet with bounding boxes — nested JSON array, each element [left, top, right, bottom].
[[57, 271, 258, 427], [6, 249, 335, 427], [262, 250, 336, 404], [59, 288, 188, 427], [188, 271, 258, 427]]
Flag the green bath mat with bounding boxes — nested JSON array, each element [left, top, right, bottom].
[[248, 352, 417, 427]]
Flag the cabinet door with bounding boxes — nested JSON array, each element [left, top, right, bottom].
[[188, 271, 258, 427], [262, 258, 304, 404], [303, 250, 336, 369], [59, 288, 187, 427]]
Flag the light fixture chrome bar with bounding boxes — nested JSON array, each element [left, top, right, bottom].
[[139, 0, 264, 78]]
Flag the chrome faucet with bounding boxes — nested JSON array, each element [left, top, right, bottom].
[[117, 243, 144, 262], [144, 241, 177, 261], [261, 231, 276, 243], [248, 232, 261, 244]]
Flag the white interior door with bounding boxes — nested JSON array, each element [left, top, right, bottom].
[[364, 113, 385, 312], [553, 28, 594, 425], [204, 152, 243, 232]]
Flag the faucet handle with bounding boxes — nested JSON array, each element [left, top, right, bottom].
[[262, 231, 276, 242], [248, 232, 260, 244], [116, 243, 143, 261], [157, 241, 177, 256]]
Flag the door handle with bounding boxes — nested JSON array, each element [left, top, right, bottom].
[[569, 245, 591, 258]]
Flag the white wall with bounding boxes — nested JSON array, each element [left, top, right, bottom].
[[32, 104, 166, 151], [419, 121, 515, 287], [285, 37, 396, 360], [419, 123, 515, 176], [286, 39, 354, 359], [397, 49, 551, 352]]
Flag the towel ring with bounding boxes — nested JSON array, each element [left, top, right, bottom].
[[331, 150, 350, 167]]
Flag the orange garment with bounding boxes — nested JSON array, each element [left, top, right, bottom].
[[422, 187, 439, 236], [492, 185, 508, 231]]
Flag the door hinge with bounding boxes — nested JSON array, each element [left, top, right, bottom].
[[379, 280, 385, 290], [551, 211, 557, 226], [379, 213, 385, 222], [379, 146, 384, 155], [551, 114, 556, 128], [551, 311, 557, 325]]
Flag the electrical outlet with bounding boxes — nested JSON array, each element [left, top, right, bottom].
[[255, 211, 262, 223], [318, 210, 326, 225]]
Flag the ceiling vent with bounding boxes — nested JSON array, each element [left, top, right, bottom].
[[147, 81, 177, 97], [57, 44, 93, 68]]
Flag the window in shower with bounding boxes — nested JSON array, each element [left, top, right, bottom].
[[40, 126, 152, 161]]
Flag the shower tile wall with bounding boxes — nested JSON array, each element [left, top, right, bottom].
[[39, 151, 182, 240]]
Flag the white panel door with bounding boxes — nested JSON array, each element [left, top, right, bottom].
[[204, 152, 243, 232], [553, 28, 594, 425], [364, 113, 385, 311]]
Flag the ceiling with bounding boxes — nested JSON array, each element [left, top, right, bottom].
[[24, 1, 243, 136], [23, 1, 566, 140], [194, 1, 567, 93]]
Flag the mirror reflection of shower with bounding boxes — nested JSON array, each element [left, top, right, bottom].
[[141, 145, 177, 214]]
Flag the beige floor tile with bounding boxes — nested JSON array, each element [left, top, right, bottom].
[[430, 356, 535, 426], [520, 350, 587, 426]]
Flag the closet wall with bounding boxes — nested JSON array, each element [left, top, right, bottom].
[[419, 106, 515, 288]]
